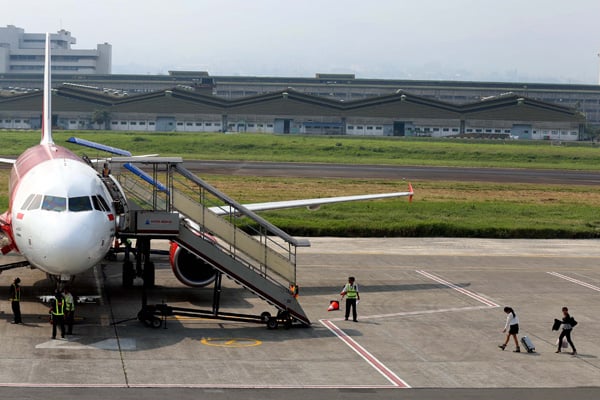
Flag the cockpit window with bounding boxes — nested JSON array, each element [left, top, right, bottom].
[[92, 195, 104, 211], [69, 196, 93, 212], [28, 194, 43, 210], [41, 195, 67, 212], [97, 195, 111, 212], [21, 194, 35, 210]]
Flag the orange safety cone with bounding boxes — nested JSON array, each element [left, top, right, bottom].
[[328, 300, 340, 311]]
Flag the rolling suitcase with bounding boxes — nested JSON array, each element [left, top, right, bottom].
[[520, 336, 535, 353]]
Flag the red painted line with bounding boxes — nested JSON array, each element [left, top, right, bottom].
[[320, 319, 410, 388], [416, 270, 499, 308]]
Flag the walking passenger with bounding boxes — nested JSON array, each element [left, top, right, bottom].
[[555, 306, 577, 355], [499, 306, 521, 352]]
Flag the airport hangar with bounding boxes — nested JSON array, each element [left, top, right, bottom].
[[0, 84, 585, 140]]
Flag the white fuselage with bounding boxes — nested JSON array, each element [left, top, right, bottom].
[[8, 144, 116, 278]]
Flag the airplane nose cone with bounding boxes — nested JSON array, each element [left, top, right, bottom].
[[18, 213, 113, 276]]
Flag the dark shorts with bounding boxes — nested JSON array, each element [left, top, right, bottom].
[[509, 324, 519, 335]]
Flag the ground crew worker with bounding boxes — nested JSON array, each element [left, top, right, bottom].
[[63, 287, 75, 335], [50, 292, 65, 339], [102, 163, 111, 177], [340, 276, 360, 322], [9, 277, 22, 324]]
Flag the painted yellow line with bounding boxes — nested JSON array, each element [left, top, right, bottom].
[[200, 338, 262, 348]]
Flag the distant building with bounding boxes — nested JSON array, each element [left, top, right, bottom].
[[0, 25, 111, 74], [0, 27, 596, 131], [0, 85, 584, 140]]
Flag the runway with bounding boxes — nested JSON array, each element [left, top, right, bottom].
[[1, 238, 599, 398], [183, 160, 600, 185]]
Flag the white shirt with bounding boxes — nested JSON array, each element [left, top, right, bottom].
[[504, 312, 519, 330]]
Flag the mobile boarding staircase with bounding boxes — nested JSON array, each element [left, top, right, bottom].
[[109, 157, 311, 329]]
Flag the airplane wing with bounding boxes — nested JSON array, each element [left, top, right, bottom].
[[66, 136, 414, 214], [0, 158, 16, 164], [209, 184, 413, 215]]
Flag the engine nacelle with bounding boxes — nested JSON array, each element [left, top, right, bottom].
[[169, 239, 218, 288]]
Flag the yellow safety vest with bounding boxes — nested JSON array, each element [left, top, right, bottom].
[[345, 283, 358, 299], [52, 300, 65, 316], [64, 294, 75, 311], [10, 284, 20, 301]]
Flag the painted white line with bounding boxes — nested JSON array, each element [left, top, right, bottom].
[[416, 270, 500, 308], [0, 383, 397, 389], [327, 305, 492, 322], [320, 319, 410, 388], [547, 272, 600, 292]]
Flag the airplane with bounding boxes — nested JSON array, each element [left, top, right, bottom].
[[0, 32, 414, 291]]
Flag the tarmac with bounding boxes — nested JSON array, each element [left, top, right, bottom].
[[1, 237, 599, 398]]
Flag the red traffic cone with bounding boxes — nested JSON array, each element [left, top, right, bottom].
[[328, 300, 339, 311]]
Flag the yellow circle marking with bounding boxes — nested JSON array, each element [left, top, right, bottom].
[[201, 338, 262, 348]]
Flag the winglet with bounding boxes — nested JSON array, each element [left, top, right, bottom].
[[40, 32, 54, 145], [408, 182, 414, 203]]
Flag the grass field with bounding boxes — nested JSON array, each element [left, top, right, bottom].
[[1, 131, 599, 238], [1, 130, 600, 169]]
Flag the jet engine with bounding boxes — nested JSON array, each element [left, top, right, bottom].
[[169, 241, 218, 287]]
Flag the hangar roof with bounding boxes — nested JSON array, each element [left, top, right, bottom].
[[0, 85, 584, 122]]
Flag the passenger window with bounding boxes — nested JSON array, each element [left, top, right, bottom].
[[28, 194, 43, 210], [69, 196, 93, 212], [41, 195, 66, 212]]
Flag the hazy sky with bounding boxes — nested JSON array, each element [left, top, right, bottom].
[[4, 0, 600, 83]]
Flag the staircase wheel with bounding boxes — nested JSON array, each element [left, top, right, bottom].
[[266, 317, 278, 330], [150, 317, 162, 329], [260, 312, 272, 323]]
